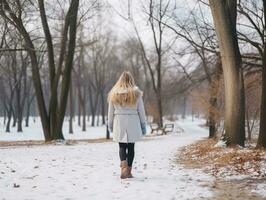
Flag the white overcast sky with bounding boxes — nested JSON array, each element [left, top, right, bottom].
[[102, 0, 209, 42]]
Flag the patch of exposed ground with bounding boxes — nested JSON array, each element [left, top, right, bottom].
[[176, 139, 266, 200], [0, 138, 111, 148]]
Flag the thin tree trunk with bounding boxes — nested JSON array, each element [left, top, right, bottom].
[[82, 105, 86, 131], [25, 95, 34, 127], [88, 85, 99, 127], [53, 0, 79, 140], [12, 109, 16, 127], [82, 88, 86, 132], [209, 57, 222, 138], [182, 96, 187, 119], [246, 110, 251, 140], [0, 0, 51, 141], [69, 80, 74, 134], [78, 87, 81, 126], [157, 92, 163, 127], [5, 111, 12, 133], [100, 91, 106, 125], [5, 103, 13, 133], [25, 106, 30, 127], [4, 109, 6, 125]]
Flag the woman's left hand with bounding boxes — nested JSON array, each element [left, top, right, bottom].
[[141, 123, 146, 135]]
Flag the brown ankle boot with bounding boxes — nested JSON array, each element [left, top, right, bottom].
[[120, 161, 129, 179], [128, 166, 133, 178]]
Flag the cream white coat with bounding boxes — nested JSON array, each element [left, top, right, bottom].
[[107, 87, 146, 143]]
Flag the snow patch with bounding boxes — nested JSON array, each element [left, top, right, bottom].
[[214, 140, 226, 148]]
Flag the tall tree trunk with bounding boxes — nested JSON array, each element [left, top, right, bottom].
[[100, 91, 106, 125], [257, 48, 266, 147], [239, 69, 246, 144], [25, 95, 34, 127], [15, 79, 23, 132], [25, 105, 30, 127], [78, 87, 81, 126], [88, 85, 99, 127], [17, 113, 23, 132], [157, 92, 163, 127], [82, 88, 86, 132], [157, 62, 163, 127], [106, 124, 110, 139], [5, 109, 12, 133], [246, 110, 251, 140], [96, 111, 100, 126], [12, 108, 16, 127], [4, 109, 6, 125], [53, 0, 79, 140], [209, 57, 222, 138], [209, 91, 217, 138], [82, 105, 86, 132], [20, 26, 50, 140], [209, 0, 245, 146], [69, 79, 74, 134], [257, 0, 266, 148], [181, 96, 187, 119]]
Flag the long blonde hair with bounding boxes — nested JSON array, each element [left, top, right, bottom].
[[108, 71, 141, 106]]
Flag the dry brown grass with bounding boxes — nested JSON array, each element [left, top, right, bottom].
[[0, 138, 112, 147], [177, 139, 266, 178]]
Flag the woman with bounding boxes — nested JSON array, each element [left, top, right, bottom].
[[107, 71, 147, 179]]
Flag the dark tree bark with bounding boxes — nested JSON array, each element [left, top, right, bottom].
[[82, 88, 86, 132], [5, 108, 12, 132], [257, 0, 266, 148], [14, 51, 28, 132], [12, 108, 16, 127], [78, 87, 81, 126], [69, 78, 74, 134], [55, 0, 79, 139]]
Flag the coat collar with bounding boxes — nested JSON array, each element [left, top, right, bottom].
[[114, 86, 139, 94]]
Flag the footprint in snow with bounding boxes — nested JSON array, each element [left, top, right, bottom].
[[142, 164, 147, 170], [13, 183, 20, 188]]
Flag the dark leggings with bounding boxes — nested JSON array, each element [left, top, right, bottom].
[[119, 143, 135, 167]]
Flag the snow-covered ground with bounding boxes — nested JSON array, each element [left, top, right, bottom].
[[0, 118, 216, 200]]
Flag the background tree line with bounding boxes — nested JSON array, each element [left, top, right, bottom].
[[0, 0, 265, 148]]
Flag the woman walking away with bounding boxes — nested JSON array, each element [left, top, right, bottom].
[[107, 71, 147, 179]]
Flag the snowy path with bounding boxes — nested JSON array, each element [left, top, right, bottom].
[[0, 119, 214, 200]]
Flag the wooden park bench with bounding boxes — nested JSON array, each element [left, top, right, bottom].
[[150, 123, 174, 135]]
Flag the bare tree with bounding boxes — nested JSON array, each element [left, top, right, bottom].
[[238, 0, 266, 148], [0, 0, 80, 141], [133, 0, 172, 127]]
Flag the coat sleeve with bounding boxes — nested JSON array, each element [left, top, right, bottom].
[[107, 101, 114, 132], [137, 96, 147, 135]]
